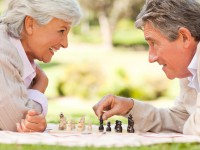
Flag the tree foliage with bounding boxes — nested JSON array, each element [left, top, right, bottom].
[[79, 0, 145, 48]]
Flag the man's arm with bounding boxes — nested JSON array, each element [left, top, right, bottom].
[[93, 93, 190, 133]]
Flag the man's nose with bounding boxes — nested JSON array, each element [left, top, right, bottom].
[[149, 54, 158, 63], [148, 49, 158, 63]]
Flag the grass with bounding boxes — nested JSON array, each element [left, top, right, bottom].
[[1, 143, 200, 150]]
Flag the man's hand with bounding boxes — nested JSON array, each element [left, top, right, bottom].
[[30, 64, 48, 93], [92, 94, 134, 120], [16, 110, 47, 132]]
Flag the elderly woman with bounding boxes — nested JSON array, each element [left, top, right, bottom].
[[0, 0, 82, 132]]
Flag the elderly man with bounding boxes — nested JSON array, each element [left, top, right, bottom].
[[93, 0, 200, 135]]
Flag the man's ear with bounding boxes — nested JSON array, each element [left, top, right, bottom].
[[178, 27, 192, 48], [24, 16, 34, 35]]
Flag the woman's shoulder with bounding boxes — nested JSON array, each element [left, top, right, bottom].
[[0, 24, 23, 73]]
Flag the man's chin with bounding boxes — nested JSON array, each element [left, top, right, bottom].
[[165, 74, 176, 80]]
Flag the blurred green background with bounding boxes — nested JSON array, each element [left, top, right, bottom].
[[0, 0, 178, 125]]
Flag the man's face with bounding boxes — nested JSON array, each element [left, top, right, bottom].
[[144, 22, 196, 79], [21, 18, 71, 63]]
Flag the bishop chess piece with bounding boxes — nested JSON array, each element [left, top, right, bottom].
[[106, 121, 111, 132], [127, 114, 135, 133], [116, 121, 122, 133], [99, 115, 104, 132]]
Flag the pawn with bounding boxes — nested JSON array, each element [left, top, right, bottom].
[[71, 120, 76, 130], [115, 120, 119, 131], [87, 119, 93, 132], [106, 121, 111, 132], [116, 121, 122, 133]]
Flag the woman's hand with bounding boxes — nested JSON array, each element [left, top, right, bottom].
[[16, 110, 47, 132], [30, 64, 48, 93]]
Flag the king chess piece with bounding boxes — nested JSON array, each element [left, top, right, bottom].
[[106, 121, 111, 132], [127, 114, 135, 133], [99, 115, 104, 132]]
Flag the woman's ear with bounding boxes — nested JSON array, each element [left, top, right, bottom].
[[178, 27, 192, 48], [24, 16, 34, 35]]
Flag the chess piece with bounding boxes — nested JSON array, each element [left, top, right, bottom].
[[58, 112, 67, 130], [79, 115, 85, 130], [106, 121, 111, 132], [127, 114, 135, 133], [116, 121, 122, 133], [87, 119, 92, 132], [115, 120, 119, 131], [99, 115, 104, 132], [71, 120, 76, 130], [77, 122, 84, 132], [66, 122, 72, 131]]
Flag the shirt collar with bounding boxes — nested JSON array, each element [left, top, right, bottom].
[[187, 49, 199, 92], [9, 37, 36, 80]]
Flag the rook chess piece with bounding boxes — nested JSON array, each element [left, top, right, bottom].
[[116, 121, 122, 133], [99, 115, 104, 132], [106, 121, 111, 132]]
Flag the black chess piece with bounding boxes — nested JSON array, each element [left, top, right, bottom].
[[99, 115, 104, 132], [115, 120, 119, 131], [106, 121, 111, 132], [116, 121, 122, 133], [127, 114, 135, 133]]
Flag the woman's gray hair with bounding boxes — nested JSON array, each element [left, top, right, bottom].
[[135, 0, 200, 41], [0, 0, 82, 38]]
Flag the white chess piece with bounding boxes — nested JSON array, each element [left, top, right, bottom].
[[59, 113, 67, 130], [87, 120, 92, 132]]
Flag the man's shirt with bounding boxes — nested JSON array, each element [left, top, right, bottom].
[[188, 50, 200, 92]]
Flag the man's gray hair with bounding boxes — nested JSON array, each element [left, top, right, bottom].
[[136, 0, 200, 41], [0, 0, 82, 38]]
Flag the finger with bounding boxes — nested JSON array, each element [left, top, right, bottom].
[[16, 123, 23, 132], [95, 95, 114, 118], [26, 113, 45, 124], [102, 107, 119, 120], [27, 109, 39, 116], [21, 119, 32, 132], [25, 115, 47, 132]]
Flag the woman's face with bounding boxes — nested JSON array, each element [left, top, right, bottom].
[[21, 17, 71, 63]]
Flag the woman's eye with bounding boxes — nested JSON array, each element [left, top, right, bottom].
[[59, 30, 65, 34]]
